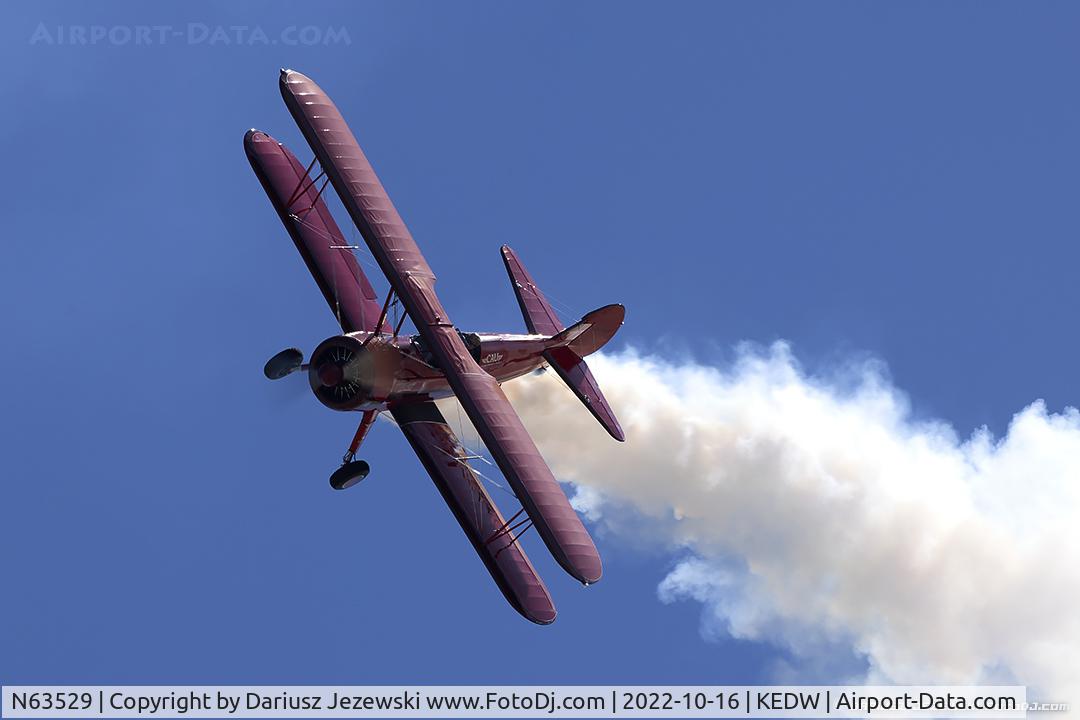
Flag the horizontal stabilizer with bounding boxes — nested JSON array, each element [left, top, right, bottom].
[[544, 346, 625, 442], [548, 304, 625, 358]]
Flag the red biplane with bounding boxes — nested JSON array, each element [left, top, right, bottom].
[[246, 70, 625, 624]]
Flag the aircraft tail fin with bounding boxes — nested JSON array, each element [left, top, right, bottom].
[[500, 245, 626, 442], [500, 244, 563, 335]]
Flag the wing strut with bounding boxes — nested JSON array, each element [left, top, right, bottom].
[[484, 507, 535, 558], [288, 175, 330, 221], [284, 156, 319, 207], [362, 288, 407, 346]]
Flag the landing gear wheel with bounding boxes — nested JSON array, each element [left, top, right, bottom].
[[330, 460, 370, 490], [264, 348, 304, 379]]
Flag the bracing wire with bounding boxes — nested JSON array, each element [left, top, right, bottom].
[[290, 212, 382, 274]]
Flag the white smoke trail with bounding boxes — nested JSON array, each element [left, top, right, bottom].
[[501, 344, 1080, 703]]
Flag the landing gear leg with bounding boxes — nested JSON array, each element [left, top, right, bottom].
[[330, 410, 377, 490]]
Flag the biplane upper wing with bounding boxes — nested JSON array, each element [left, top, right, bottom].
[[390, 400, 556, 624], [280, 69, 602, 585], [244, 129, 389, 334]]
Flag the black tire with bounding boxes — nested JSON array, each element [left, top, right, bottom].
[[264, 348, 304, 380], [330, 460, 370, 490]]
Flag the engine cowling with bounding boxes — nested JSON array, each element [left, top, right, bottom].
[[307, 335, 396, 410]]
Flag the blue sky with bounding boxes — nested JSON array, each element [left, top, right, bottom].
[[1, 0, 1078, 688]]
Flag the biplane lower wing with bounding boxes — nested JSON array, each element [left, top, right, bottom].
[[244, 129, 388, 334], [280, 69, 603, 585], [424, 323, 604, 584], [390, 400, 556, 624]]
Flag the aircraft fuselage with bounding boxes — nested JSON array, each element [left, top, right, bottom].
[[306, 331, 549, 412]]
